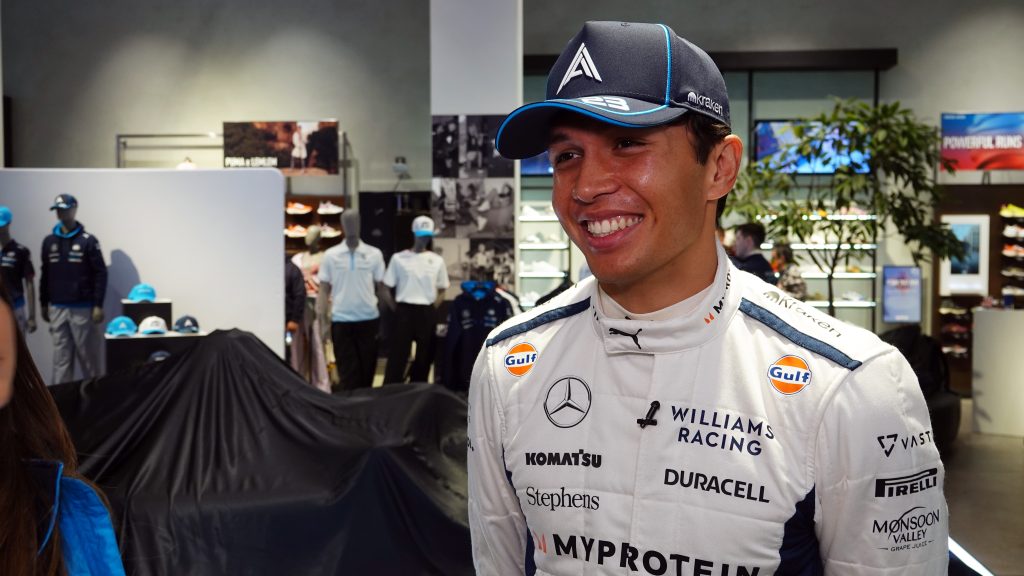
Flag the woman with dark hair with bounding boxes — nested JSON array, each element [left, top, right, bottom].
[[0, 282, 125, 575], [771, 242, 807, 301]]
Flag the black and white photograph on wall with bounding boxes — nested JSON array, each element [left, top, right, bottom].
[[431, 178, 459, 238], [433, 237, 471, 301], [457, 178, 515, 239], [223, 120, 339, 176], [478, 115, 514, 177], [468, 239, 515, 288], [432, 115, 460, 178], [460, 115, 488, 179]]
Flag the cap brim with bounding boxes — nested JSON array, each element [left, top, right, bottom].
[[495, 97, 690, 160], [413, 230, 434, 237]]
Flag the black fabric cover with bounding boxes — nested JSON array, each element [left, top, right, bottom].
[[49, 329, 473, 576]]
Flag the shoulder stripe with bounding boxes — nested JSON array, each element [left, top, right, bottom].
[[486, 298, 590, 347], [739, 298, 862, 371]]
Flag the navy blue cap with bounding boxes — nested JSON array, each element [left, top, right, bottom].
[[49, 194, 78, 210], [496, 21, 730, 159], [173, 315, 200, 334]]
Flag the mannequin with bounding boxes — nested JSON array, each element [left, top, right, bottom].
[[0, 206, 38, 334], [382, 216, 450, 384], [290, 225, 329, 392], [39, 195, 107, 384], [317, 210, 390, 390]]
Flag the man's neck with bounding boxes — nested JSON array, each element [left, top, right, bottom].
[[599, 234, 720, 314], [0, 232, 11, 247], [60, 221, 78, 235]]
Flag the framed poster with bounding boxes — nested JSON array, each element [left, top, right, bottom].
[[882, 266, 922, 323], [941, 112, 1024, 171], [939, 214, 990, 296], [223, 120, 339, 175]]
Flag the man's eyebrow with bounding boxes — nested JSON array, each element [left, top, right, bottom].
[[547, 131, 571, 146]]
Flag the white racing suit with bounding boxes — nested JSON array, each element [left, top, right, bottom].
[[468, 246, 948, 575]]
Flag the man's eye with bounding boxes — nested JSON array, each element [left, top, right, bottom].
[[616, 138, 642, 149], [551, 151, 578, 165]]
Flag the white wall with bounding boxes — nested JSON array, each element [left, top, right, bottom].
[[1, 0, 431, 193], [0, 169, 284, 383]]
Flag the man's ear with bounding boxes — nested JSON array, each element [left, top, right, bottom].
[[706, 135, 743, 202]]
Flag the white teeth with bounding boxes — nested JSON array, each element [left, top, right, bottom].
[[586, 216, 642, 237]]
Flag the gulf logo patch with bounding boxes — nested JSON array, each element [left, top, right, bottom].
[[504, 342, 538, 377], [767, 355, 812, 395]]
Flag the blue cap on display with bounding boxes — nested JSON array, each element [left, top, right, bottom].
[[49, 194, 78, 211], [106, 316, 138, 337], [173, 315, 200, 334], [495, 21, 731, 159], [139, 316, 168, 335], [127, 283, 157, 303], [147, 350, 172, 363], [0, 206, 12, 227]]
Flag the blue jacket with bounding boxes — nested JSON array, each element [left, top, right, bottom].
[[40, 223, 107, 308], [29, 460, 126, 576]]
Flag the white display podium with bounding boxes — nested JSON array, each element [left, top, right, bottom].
[[972, 308, 1024, 437]]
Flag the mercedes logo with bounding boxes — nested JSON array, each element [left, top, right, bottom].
[[544, 377, 592, 428]]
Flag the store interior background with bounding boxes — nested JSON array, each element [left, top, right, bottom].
[[1, 0, 1023, 572]]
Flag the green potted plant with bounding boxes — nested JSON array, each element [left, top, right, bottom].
[[728, 98, 965, 317]]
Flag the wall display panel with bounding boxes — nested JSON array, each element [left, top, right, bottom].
[[0, 169, 285, 383], [223, 121, 339, 176], [882, 266, 922, 324], [941, 112, 1024, 171], [939, 214, 990, 296]]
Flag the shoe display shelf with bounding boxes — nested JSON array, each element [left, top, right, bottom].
[[761, 228, 878, 332], [999, 205, 1024, 307], [518, 176, 570, 309], [937, 298, 972, 361], [284, 194, 345, 255]]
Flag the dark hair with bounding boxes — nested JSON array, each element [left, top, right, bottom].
[[0, 282, 88, 576], [773, 242, 794, 264], [735, 222, 767, 246], [675, 114, 732, 166]]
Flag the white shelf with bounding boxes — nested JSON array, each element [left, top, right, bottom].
[[519, 271, 567, 279], [519, 243, 569, 251], [761, 242, 877, 251], [806, 300, 877, 309], [801, 272, 877, 279], [520, 215, 560, 222]]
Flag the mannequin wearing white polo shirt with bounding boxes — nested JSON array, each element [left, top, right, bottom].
[[382, 217, 450, 384], [317, 211, 391, 390]]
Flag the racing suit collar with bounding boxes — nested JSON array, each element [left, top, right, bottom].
[[591, 243, 741, 355]]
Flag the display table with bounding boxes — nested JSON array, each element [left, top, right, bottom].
[[971, 308, 1024, 437], [106, 333, 206, 374]]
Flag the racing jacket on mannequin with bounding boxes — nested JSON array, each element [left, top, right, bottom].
[[468, 245, 948, 575]]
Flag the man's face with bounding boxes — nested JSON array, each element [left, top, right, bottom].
[[548, 116, 716, 293], [734, 231, 752, 258], [56, 207, 77, 229]]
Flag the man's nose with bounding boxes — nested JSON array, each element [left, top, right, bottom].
[[572, 154, 617, 203]]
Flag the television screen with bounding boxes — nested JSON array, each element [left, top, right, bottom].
[[882, 266, 922, 324], [223, 120, 339, 176], [520, 152, 553, 176], [753, 120, 869, 174]]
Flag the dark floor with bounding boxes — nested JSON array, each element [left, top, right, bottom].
[[945, 399, 1024, 575]]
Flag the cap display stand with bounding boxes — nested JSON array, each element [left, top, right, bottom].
[[106, 297, 205, 374]]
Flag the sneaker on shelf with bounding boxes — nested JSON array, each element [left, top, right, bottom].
[[940, 323, 970, 335], [938, 299, 968, 315], [941, 344, 969, 357], [320, 224, 342, 238], [521, 205, 543, 218], [1000, 267, 1024, 279], [530, 261, 564, 275], [520, 291, 541, 308], [807, 292, 827, 301], [286, 201, 313, 215], [839, 291, 866, 301], [844, 265, 863, 273], [1002, 244, 1024, 257], [317, 200, 344, 215], [545, 232, 566, 244], [521, 233, 544, 244], [1003, 224, 1024, 238], [284, 224, 307, 238], [1002, 285, 1024, 296], [999, 203, 1024, 218]]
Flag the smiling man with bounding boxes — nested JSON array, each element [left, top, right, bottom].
[[468, 21, 948, 576]]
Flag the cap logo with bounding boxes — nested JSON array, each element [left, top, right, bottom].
[[556, 43, 603, 95], [578, 96, 630, 112], [686, 91, 724, 116]]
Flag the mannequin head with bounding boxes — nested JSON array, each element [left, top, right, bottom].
[[56, 207, 78, 232], [342, 210, 360, 249], [0, 206, 11, 243], [305, 225, 322, 253], [411, 215, 436, 253]]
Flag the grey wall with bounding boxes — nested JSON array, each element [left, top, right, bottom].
[[524, 0, 1024, 186], [1, 0, 431, 192], [0, 169, 285, 384]]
